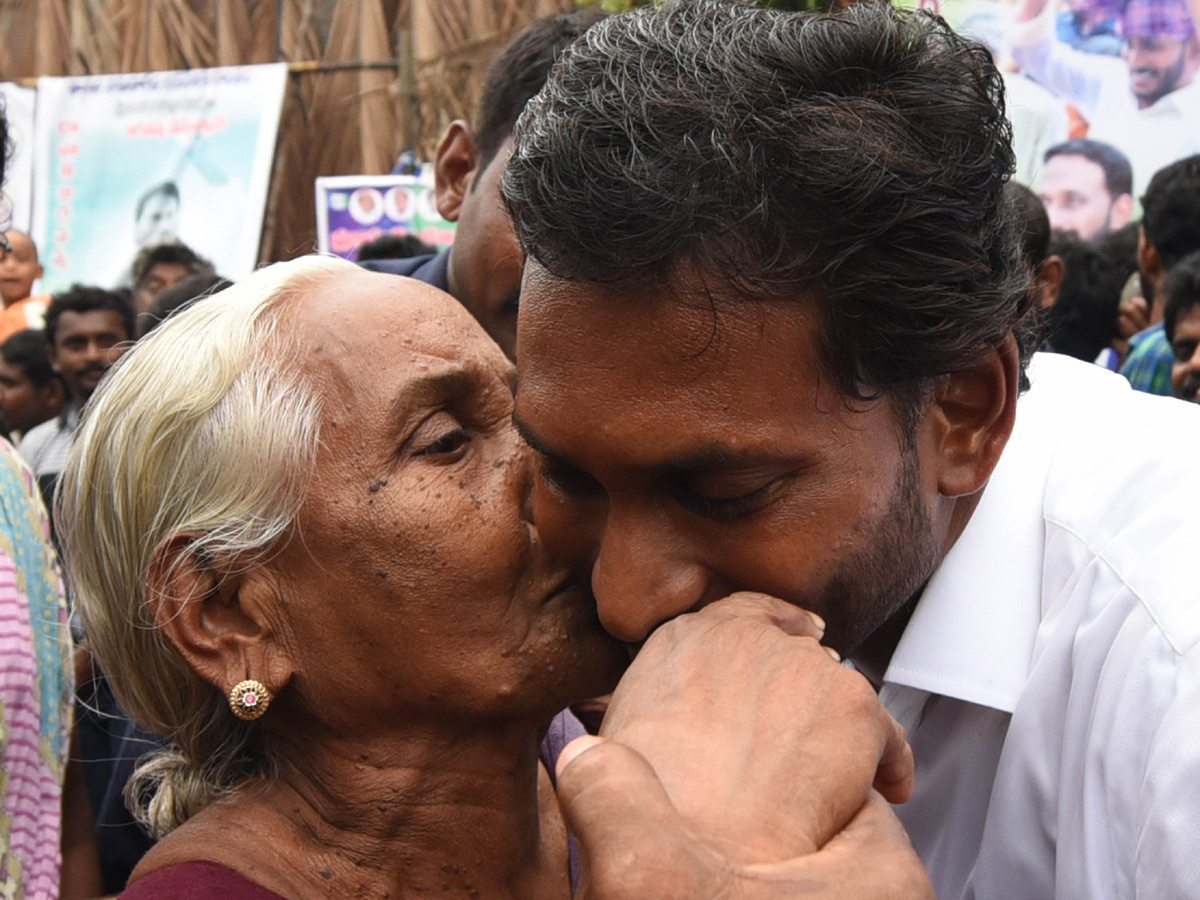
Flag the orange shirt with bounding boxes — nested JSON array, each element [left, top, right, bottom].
[[0, 295, 49, 345]]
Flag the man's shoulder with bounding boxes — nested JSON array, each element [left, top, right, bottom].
[[1023, 355, 1200, 648], [358, 250, 450, 292], [17, 414, 71, 475]]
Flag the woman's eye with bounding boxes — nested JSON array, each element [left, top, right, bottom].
[[418, 428, 469, 457]]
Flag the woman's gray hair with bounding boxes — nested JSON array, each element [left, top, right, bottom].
[[57, 255, 355, 836]]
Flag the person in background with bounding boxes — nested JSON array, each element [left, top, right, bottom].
[[1039, 139, 1134, 242], [0, 230, 49, 344], [0, 330, 65, 441], [130, 242, 213, 317], [18, 286, 133, 514], [138, 271, 232, 338], [1007, 182, 1064, 314], [1162, 250, 1200, 400], [0, 91, 86, 900], [354, 232, 436, 263], [1046, 237, 1129, 360], [1120, 154, 1200, 394], [359, 8, 607, 359]]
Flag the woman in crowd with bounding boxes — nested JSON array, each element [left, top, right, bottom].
[[56, 257, 629, 899]]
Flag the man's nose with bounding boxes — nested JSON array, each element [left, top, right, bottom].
[[590, 509, 708, 642]]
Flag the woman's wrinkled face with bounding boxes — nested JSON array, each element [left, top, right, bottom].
[[272, 270, 625, 734]]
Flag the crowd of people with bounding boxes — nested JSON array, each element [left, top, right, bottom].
[[0, 1, 1199, 899]]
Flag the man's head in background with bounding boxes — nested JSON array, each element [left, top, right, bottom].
[[1046, 237, 1129, 361], [0, 329, 65, 436], [1138, 153, 1200, 319], [1163, 250, 1200, 400], [130, 241, 213, 315], [1121, 0, 1200, 108], [432, 8, 607, 358], [1040, 139, 1133, 242], [138, 270, 232, 338], [1007, 182, 1064, 315], [44, 286, 134, 409], [355, 233, 437, 263], [133, 180, 181, 248], [0, 231, 43, 307], [506, 1, 1032, 652]]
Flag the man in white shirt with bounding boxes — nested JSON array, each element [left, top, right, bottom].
[[504, 2, 1200, 897], [1011, 0, 1200, 197]]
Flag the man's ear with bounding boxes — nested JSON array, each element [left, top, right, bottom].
[[146, 535, 294, 700], [1111, 193, 1134, 231], [46, 343, 61, 376], [924, 335, 1019, 498], [1037, 254, 1065, 309], [1139, 225, 1166, 314], [433, 121, 480, 224]]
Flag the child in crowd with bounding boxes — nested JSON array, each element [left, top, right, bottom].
[[0, 231, 48, 343]]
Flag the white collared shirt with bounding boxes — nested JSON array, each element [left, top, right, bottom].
[[880, 353, 1200, 899], [1010, 8, 1200, 198]]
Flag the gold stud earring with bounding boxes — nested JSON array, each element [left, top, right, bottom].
[[228, 679, 271, 721]]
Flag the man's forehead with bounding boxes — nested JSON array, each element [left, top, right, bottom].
[[518, 263, 817, 379]]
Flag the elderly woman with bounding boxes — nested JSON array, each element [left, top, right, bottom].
[[57, 257, 629, 898], [58, 256, 927, 900]]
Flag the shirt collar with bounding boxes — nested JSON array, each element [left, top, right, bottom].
[[880, 359, 1059, 713]]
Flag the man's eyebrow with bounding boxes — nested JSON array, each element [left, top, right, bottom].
[[512, 412, 789, 474]]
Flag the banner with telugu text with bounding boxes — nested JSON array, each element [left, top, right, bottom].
[[31, 63, 287, 292]]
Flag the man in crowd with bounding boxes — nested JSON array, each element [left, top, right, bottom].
[[19, 286, 133, 512], [504, 2, 1200, 896], [1120, 153, 1200, 393], [130, 241, 212, 316], [359, 8, 606, 359], [0, 329, 65, 441], [1162, 250, 1200, 399], [1012, 0, 1200, 196], [1039, 138, 1134, 241]]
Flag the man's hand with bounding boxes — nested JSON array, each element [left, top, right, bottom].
[[554, 592, 930, 900]]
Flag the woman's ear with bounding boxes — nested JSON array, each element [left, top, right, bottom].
[[147, 536, 294, 700], [924, 335, 1019, 498]]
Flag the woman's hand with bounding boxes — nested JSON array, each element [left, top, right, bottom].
[[556, 592, 931, 899]]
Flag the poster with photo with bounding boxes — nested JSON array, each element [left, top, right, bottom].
[[936, 0, 1200, 206], [315, 174, 456, 261], [0, 83, 37, 233], [31, 63, 287, 291]]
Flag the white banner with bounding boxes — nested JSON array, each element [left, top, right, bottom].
[[0, 83, 37, 233], [31, 64, 287, 292]]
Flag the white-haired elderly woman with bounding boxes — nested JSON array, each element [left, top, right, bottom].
[[57, 257, 926, 900], [57, 257, 630, 899]]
